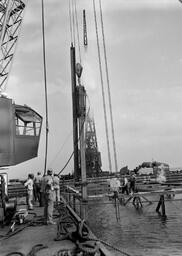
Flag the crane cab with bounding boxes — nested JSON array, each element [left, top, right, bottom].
[[0, 96, 42, 166]]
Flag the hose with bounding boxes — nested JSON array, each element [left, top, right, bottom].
[[27, 244, 48, 256], [5, 253, 25, 256]]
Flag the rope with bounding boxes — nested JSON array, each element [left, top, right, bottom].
[[99, 0, 118, 172], [41, 0, 49, 176], [92, 0, 112, 173]]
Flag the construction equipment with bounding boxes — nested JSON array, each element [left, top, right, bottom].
[[0, 173, 16, 224], [0, 0, 26, 90], [0, 96, 42, 166], [0, 0, 43, 224]]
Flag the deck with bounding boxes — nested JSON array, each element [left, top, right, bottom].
[[0, 199, 110, 256]]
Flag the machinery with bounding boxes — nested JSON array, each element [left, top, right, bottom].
[[0, 96, 42, 166], [0, 173, 16, 225], [0, 0, 42, 224]]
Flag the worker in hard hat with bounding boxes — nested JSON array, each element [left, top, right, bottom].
[[24, 173, 34, 210], [42, 168, 56, 225]]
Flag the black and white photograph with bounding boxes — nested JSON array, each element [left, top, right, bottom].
[[1, 0, 182, 255]]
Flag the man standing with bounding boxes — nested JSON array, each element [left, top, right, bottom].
[[42, 169, 56, 225], [24, 173, 34, 210], [129, 173, 136, 194], [34, 172, 42, 204], [122, 175, 129, 195]]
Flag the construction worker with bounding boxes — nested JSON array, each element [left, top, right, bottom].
[[129, 173, 136, 194], [109, 175, 121, 198], [34, 172, 42, 205], [24, 173, 34, 210], [42, 169, 56, 225], [53, 173, 60, 203], [122, 174, 129, 195]]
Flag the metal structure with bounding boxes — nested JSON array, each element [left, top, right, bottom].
[[85, 115, 102, 177], [0, 96, 42, 166], [83, 9, 87, 46], [0, 0, 25, 89]]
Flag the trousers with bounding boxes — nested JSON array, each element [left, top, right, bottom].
[[27, 190, 33, 209], [55, 188, 60, 202], [44, 192, 54, 222]]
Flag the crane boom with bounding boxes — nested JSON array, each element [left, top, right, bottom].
[[0, 0, 25, 90]]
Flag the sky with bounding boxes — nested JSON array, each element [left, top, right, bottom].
[[4, 0, 182, 179]]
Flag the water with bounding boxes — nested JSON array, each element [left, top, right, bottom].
[[87, 194, 182, 256]]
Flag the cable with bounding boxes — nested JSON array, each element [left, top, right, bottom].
[[71, 0, 76, 46], [68, 0, 73, 44], [48, 130, 72, 167], [99, 0, 118, 172], [57, 151, 74, 176], [57, 101, 90, 176], [88, 238, 132, 256], [41, 0, 49, 176], [92, 0, 112, 173], [74, 0, 82, 64], [5, 253, 25, 256]]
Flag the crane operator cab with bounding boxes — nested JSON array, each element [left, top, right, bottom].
[[0, 94, 42, 166]]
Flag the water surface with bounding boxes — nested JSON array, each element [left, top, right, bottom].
[[87, 194, 182, 256]]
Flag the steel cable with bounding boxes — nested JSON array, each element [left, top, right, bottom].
[[99, 0, 118, 172], [74, 0, 82, 64], [92, 0, 112, 173], [41, 0, 49, 176]]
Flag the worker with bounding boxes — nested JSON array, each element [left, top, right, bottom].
[[122, 174, 129, 195], [53, 173, 60, 203], [34, 172, 42, 205], [109, 175, 121, 198], [42, 168, 56, 225], [24, 173, 34, 210], [129, 173, 136, 194]]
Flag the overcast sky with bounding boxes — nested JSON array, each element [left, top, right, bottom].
[[5, 0, 182, 179]]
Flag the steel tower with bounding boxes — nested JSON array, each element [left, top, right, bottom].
[[85, 114, 102, 177]]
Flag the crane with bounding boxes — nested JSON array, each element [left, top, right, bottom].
[[0, 0, 25, 90], [0, 0, 43, 225]]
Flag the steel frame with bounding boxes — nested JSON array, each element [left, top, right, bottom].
[[0, 0, 25, 89]]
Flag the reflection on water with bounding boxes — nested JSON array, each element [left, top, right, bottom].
[[87, 194, 182, 256]]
